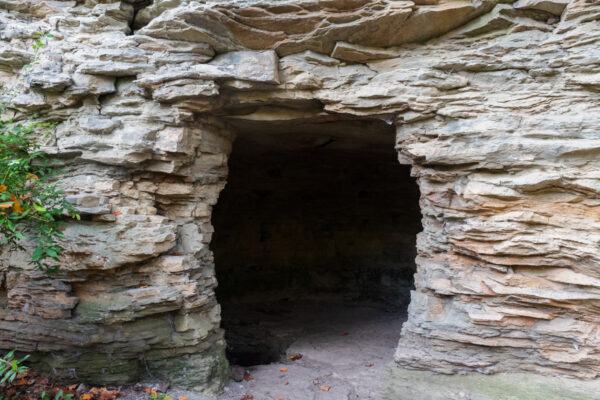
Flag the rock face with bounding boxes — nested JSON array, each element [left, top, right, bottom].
[[1, 0, 600, 392]]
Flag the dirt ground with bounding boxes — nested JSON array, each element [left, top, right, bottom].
[[122, 301, 406, 400]]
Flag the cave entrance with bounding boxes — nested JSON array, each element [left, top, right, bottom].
[[211, 118, 422, 369]]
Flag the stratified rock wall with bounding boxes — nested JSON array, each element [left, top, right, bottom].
[[0, 0, 599, 389]]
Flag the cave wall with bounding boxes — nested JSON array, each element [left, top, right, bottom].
[[0, 0, 599, 391]]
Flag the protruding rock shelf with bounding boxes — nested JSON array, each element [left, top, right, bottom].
[[1, 0, 599, 395]]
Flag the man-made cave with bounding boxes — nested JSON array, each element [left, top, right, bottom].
[[211, 119, 423, 367]]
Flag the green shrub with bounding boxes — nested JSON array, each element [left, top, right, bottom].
[[0, 350, 28, 386], [0, 32, 79, 274]]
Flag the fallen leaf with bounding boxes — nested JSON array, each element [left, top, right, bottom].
[[365, 363, 374, 367], [98, 387, 121, 400], [240, 395, 254, 400], [280, 368, 287, 372], [113, 211, 122, 215], [284, 382, 289, 385], [290, 354, 303, 361], [139, 285, 148, 288], [15, 377, 27, 385], [179, 397, 188, 400], [145, 388, 152, 394], [81, 394, 94, 400], [243, 373, 254, 381], [319, 385, 331, 392], [341, 332, 349, 336]]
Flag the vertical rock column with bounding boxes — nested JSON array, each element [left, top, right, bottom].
[[141, 119, 234, 391], [394, 111, 600, 378]]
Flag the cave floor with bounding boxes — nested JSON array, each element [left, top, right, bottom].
[[218, 301, 406, 400], [217, 300, 406, 400], [146, 300, 405, 400]]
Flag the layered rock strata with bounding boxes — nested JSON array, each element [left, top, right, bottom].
[[0, 0, 599, 390]]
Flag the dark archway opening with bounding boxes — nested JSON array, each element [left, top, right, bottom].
[[211, 119, 422, 367]]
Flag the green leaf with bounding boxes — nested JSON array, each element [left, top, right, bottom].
[[32, 246, 44, 262]]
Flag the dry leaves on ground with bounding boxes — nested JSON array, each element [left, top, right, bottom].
[[0, 369, 118, 400], [87, 387, 121, 400]]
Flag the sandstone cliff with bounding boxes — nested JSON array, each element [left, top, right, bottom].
[[0, 0, 599, 392]]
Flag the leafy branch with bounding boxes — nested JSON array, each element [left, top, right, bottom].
[[0, 350, 28, 386], [0, 31, 79, 274]]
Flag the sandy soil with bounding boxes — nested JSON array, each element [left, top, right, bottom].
[[120, 301, 406, 400]]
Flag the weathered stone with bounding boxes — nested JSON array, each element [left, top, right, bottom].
[[152, 79, 219, 102], [76, 285, 183, 324], [71, 73, 116, 95], [1, 0, 600, 394], [65, 193, 112, 215], [27, 72, 72, 92], [0, 43, 31, 68], [79, 117, 121, 135], [514, 0, 570, 16], [331, 42, 399, 63], [77, 61, 155, 77], [61, 215, 177, 270], [209, 50, 280, 84]]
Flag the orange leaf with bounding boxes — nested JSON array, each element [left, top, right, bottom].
[[0, 203, 12, 209], [319, 385, 331, 392], [145, 388, 152, 394], [179, 397, 188, 400], [81, 394, 94, 400], [280, 368, 287, 372], [0, 184, 6, 192], [243, 373, 254, 381], [8, 196, 24, 213], [289, 354, 302, 361], [113, 211, 122, 215]]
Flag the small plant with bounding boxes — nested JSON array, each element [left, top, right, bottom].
[[0, 31, 79, 274], [145, 388, 174, 400], [22, 32, 54, 73], [0, 350, 29, 386], [40, 390, 73, 400], [0, 110, 80, 273]]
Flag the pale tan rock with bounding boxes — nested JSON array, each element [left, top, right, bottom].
[[1, 0, 600, 392], [514, 0, 570, 16], [331, 42, 399, 62]]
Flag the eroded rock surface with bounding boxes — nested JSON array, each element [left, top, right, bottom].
[[1, 0, 599, 392]]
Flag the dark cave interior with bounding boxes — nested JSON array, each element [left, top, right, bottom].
[[211, 118, 422, 366]]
